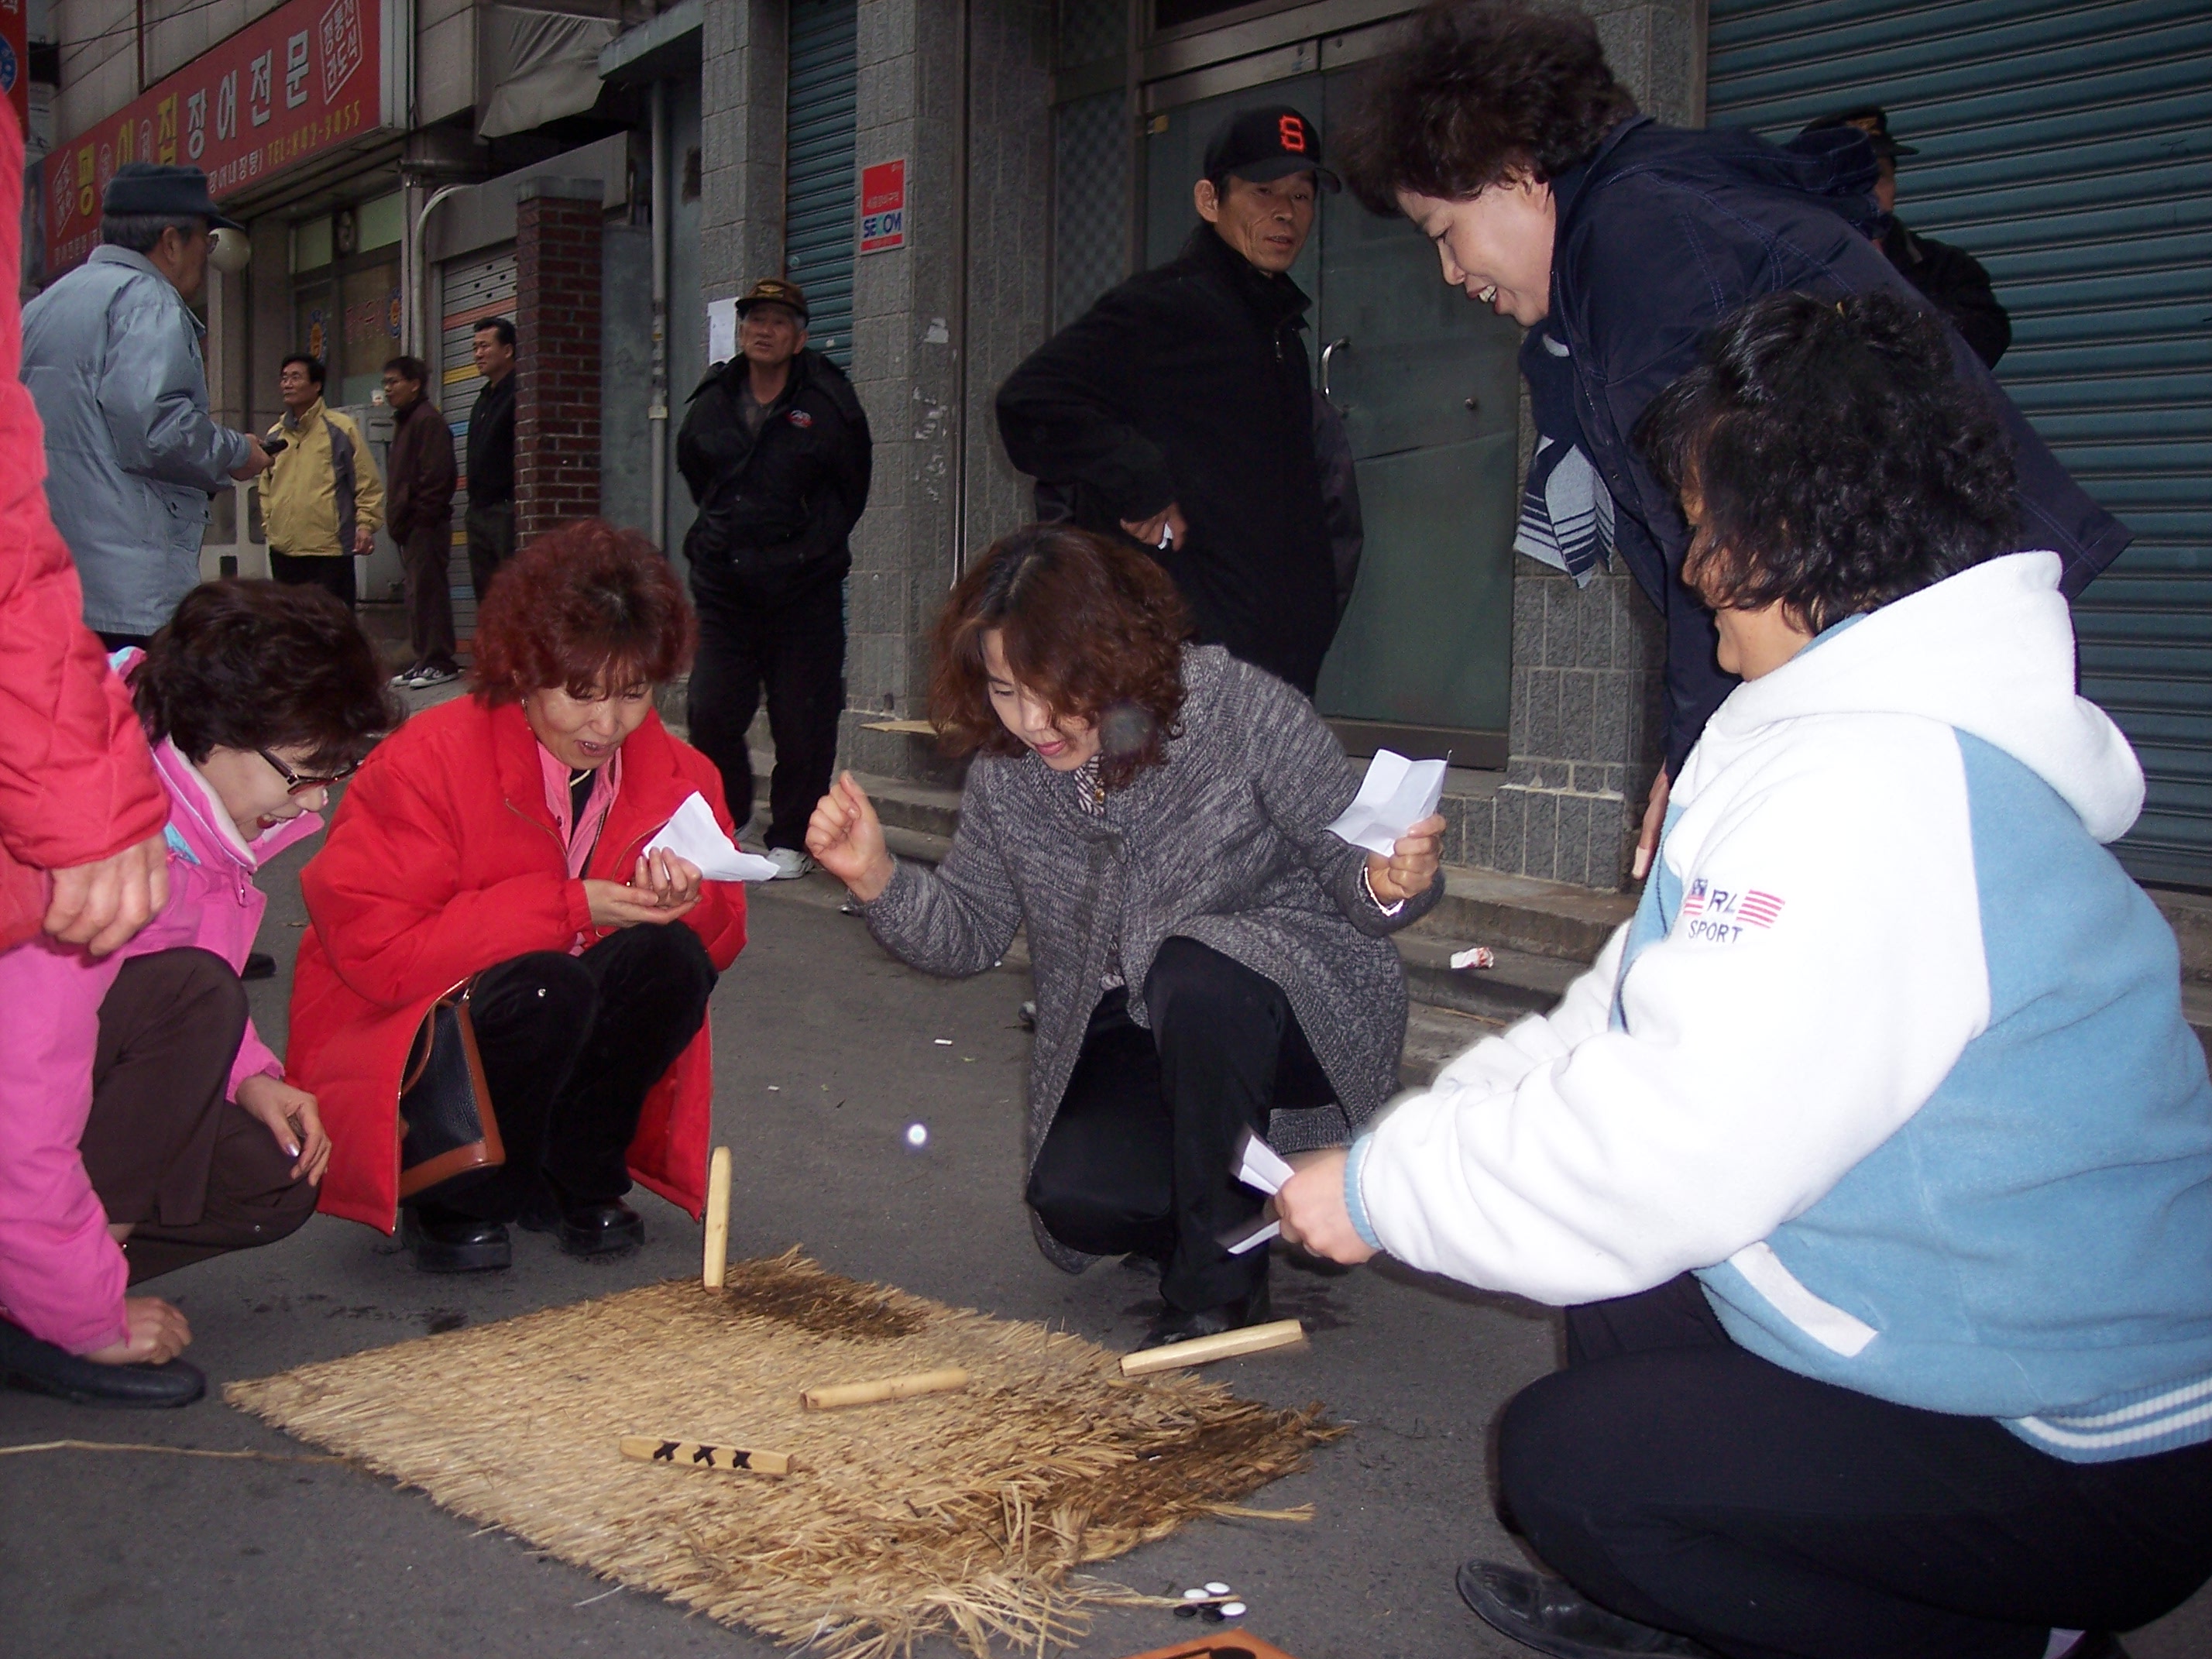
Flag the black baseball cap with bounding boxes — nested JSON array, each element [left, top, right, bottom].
[[101, 163, 244, 231], [1798, 105, 1919, 160], [735, 276, 809, 321], [1202, 105, 1341, 194]]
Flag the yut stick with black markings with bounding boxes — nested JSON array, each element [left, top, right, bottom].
[[618, 1434, 792, 1476]]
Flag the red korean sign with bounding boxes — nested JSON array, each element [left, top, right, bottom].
[[859, 159, 906, 255], [41, 0, 385, 275], [1, 0, 26, 137]]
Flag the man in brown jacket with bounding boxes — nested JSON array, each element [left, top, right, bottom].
[[380, 356, 460, 688]]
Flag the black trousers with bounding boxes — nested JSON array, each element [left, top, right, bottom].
[[427, 923, 716, 1223], [687, 567, 844, 850], [400, 523, 459, 669], [465, 501, 515, 605], [268, 549, 356, 607], [1497, 1273, 2212, 1659], [1025, 937, 1333, 1310], [79, 950, 318, 1283]]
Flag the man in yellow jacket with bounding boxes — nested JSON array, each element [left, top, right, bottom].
[[263, 353, 383, 607]]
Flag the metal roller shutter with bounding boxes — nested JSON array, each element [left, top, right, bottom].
[[441, 248, 518, 644], [785, 0, 858, 366], [1707, 0, 2212, 888]]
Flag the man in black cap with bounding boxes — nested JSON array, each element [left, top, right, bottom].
[[678, 278, 873, 878], [22, 163, 272, 648], [1801, 105, 2011, 369], [997, 105, 1362, 696]]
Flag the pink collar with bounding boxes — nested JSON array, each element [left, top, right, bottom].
[[537, 740, 623, 880]]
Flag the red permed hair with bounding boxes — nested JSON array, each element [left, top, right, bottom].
[[470, 519, 696, 702]]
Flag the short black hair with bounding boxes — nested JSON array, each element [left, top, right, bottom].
[[1636, 289, 2019, 634], [281, 353, 326, 389], [1338, 2, 1637, 214], [131, 580, 404, 773], [474, 315, 517, 349], [383, 354, 431, 386], [100, 212, 205, 252]]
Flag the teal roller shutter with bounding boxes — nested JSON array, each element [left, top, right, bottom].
[[1708, 0, 2212, 888], [785, 0, 858, 366]]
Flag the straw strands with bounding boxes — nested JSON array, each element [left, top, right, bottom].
[[226, 1251, 1339, 1659]]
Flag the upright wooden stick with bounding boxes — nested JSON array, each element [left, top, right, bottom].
[[702, 1145, 733, 1290], [1118, 1318, 1305, 1376], [800, 1368, 971, 1410]]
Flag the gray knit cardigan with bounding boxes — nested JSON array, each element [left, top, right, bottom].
[[862, 646, 1441, 1262]]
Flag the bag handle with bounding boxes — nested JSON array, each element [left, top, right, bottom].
[[398, 974, 478, 1096]]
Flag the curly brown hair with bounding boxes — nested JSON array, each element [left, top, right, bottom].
[[929, 525, 1190, 788], [1337, 1, 1638, 215], [470, 519, 696, 703]]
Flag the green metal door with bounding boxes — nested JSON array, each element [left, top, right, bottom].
[[1142, 72, 1520, 761], [785, 0, 857, 366]]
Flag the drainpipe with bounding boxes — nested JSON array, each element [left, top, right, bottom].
[[650, 78, 671, 552], [948, 0, 972, 581], [408, 183, 476, 361]]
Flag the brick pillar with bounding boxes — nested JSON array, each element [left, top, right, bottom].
[[515, 179, 604, 543]]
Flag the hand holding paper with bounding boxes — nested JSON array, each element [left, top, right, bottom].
[[1328, 749, 1450, 857], [645, 792, 781, 883]]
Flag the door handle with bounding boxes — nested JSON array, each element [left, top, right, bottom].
[[1321, 337, 1350, 406]]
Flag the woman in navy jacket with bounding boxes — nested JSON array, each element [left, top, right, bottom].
[[1338, 0, 2128, 874]]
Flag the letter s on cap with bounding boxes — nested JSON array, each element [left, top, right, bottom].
[[1279, 115, 1306, 153]]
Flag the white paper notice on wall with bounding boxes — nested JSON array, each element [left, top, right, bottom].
[[707, 296, 738, 366]]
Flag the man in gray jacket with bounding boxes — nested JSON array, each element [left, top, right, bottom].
[[22, 163, 270, 647]]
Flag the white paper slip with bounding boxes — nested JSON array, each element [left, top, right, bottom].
[[1224, 1219, 1280, 1255], [1234, 1128, 1296, 1197], [1326, 748, 1449, 857], [644, 792, 781, 882]]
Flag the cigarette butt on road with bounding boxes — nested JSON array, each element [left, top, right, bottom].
[[1118, 1319, 1307, 1376], [800, 1367, 972, 1410], [619, 1434, 792, 1475], [702, 1146, 732, 1290]]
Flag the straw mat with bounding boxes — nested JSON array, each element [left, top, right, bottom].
[[226, 1252, 1338, 1658]]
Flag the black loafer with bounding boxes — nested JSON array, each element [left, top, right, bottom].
[[551, 1200, 644, 1259], [241, 952, 276, 981], [402, 1206, 512, 1273], [0, 1319, 205, 1408], [1456, 1560, 1717, 1659], [1137, 1278, 1271, 1351]]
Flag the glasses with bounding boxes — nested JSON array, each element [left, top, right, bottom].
[[258, 750, 357, 796]]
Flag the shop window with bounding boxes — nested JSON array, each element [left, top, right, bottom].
[[291, 215, 332, 275], [357, 191, 405, 253]]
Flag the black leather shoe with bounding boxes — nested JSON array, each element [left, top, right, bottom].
[[1136, 1278, 1271, 1351], [402, 1205, 512, 1273], [1456, 1560, 1718, 1659], [549, 1199, 644, 1259], [241, 952, 276, 981], [0, 1319, 205, 1408]]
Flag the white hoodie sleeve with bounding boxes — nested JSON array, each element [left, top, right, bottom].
[[1421, 928, 1628, 1100], [1352, 718, 1991, 1304]]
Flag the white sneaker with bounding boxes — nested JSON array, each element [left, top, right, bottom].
[[408, 663, 461, 689], [764, 847, 813, 881], [390, 663, 421, 686]]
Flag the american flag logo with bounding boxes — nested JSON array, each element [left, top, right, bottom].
[[1681, 878, 1708, 919], [1739, 890, 1785, 929]]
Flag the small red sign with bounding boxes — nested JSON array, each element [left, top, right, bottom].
[[859, 158, 906, 255]]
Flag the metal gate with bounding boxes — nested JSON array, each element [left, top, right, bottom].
[[784, 0, 858, 365], [1707, 0, 2212, 888], [439, 247, 518, 645]]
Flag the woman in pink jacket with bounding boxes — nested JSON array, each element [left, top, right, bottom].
[[0, 581, 401, 1408]]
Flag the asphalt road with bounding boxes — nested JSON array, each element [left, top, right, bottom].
[[4, 830, 2206, 1659]]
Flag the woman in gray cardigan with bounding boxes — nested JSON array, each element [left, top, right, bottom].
[[808, 526, 1443, 1347]]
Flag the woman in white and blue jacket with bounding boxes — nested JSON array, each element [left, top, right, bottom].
[[1278, 290, 2212, 1659]]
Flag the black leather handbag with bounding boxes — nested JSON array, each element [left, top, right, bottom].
[[397, 978, 504, 1203]]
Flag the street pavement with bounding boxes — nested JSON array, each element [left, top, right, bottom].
[[4, 826, 2207, 1659]]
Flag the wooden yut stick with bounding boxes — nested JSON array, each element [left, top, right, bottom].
[[800, 1367, 971, 1410], [702, 1145, 733, 1290], [1119, 1318, 1306, 1377], [619, 1434, 792, 1476]]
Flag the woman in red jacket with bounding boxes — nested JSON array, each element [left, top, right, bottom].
[[289, 521, 747, 1273]]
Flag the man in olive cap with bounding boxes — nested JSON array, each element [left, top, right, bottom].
[[22, 163, 271, 648], [997, 105, 1362, 696], [1801, 105, 2011, 369]]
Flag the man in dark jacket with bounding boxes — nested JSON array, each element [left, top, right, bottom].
[[381, 356, 461, 688], [464, 316, 517, 603], [678, 278, 872, 877], [996, 106, 1360, 697], [1801, 106, 2011, 368]]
